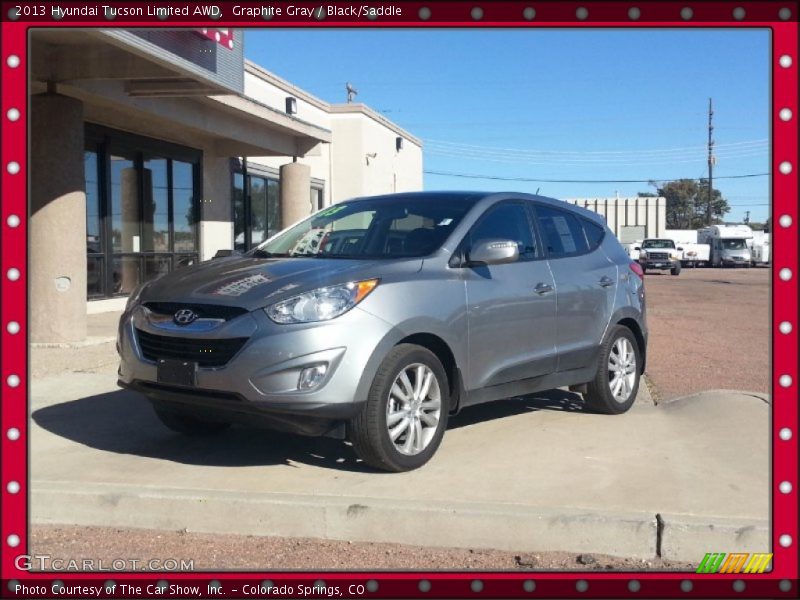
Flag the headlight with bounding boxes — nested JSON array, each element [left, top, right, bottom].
[[671, 253, 680, 260], [265, 279, 379, 324], [125, 282, 149, 312]]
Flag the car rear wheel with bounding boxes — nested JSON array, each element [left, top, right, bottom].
[[152, 404, 231, 436], [583, 325, 641, 415], [350, 344, 449, 472]]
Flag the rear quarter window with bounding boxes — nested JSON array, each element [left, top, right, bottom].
[[582, 219, 605, 250]]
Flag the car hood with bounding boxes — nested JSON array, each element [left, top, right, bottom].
[[139, 256, 418, 312]]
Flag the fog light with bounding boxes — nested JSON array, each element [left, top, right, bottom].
[[298, 364, 328, 390]]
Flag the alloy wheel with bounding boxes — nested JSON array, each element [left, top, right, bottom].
[[385, 363, 442, 456], [608, 337, 637, 403]]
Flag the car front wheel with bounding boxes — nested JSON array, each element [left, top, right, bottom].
[[583, 325, 641, 414], [350, 344, 449, 472]]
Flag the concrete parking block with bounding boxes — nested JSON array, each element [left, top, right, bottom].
[[31, 482, 658, 559]]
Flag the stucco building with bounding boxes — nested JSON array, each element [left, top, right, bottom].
[[28, 29, 422, 343]]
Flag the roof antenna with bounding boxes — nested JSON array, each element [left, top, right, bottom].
[[346, 82, 358, 103], [535, 187, 540, 195]]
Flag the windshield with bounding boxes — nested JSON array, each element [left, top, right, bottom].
[[641, 239, 676, 249], [251, 196, 479, 259], [721, 239, 748, 250]]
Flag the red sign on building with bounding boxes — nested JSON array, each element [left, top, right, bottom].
[[196, 28, 234, 50]]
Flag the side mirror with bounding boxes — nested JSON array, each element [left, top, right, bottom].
[[467, 239, 519, 266], [213, 249, 240, 259], [677, 246, 684, 251], [634, 246, 641, 251]]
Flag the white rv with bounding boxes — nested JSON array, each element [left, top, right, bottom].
[[749, 231, 770, 266], [697, 224, 753, 267], [664, 229, 698, 245]]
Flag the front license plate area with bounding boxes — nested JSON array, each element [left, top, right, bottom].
[[157, 359, 196, 387]]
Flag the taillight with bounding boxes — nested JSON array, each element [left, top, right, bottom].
[[629, 261, 644, 280]]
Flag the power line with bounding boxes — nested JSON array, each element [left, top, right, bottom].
[[425, 147, 767, 166], [424, 137, 767, 156], [424, 170, 770, 184]]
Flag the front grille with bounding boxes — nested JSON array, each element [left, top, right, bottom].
[[647, 252, 669, 260], [136, 329, 248, 367], [143, 302, 248, 321]]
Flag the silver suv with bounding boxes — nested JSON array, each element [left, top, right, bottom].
[[118, 192, 647, 472]]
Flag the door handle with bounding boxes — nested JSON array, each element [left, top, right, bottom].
[[534, 282, 554, 295], [599, 276, 615, 287]]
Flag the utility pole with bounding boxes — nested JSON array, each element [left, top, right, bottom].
[[744, 210, 750, 224], [707, 98, 715, 225]]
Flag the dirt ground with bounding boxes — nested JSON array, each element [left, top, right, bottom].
[[30, 525, 694, 572], [641, 265, 770, 401]]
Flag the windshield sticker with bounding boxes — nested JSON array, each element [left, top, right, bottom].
[[317, 205, 347, 218], [211, 273, 270, 297]]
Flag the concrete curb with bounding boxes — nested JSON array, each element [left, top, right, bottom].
[[32, 481, 658, 560], [31, 336, 116, 349], [659, 513, 770, 561]]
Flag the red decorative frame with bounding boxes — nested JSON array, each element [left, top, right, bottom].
[[1, 2, 797, 598]]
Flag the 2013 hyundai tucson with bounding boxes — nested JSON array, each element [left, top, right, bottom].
[[118, 191, 647, 472]]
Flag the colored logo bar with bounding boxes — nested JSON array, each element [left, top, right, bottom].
[[696, 552, 773, 574]]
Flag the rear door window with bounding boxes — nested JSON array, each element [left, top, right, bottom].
[[535, 205, 589, 258]]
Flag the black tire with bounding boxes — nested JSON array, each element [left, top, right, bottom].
[[671, 263, 681, 276], [152, 404, 231, 436], [583, 325, 641, 415], [641, 265, 647, 275], [350, 344, 449, 472]]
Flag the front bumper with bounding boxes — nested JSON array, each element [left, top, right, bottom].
[[640, 259, 679, 270], [721, 256, 750, 266], [117, 304, 395, 433]]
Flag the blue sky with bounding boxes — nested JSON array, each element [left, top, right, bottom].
[[245, 28, 771, 223]]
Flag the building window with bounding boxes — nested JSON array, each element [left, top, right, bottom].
[[233, 162, 281, 251], [311, 186, 324, 212], [85, 125, 201, 299]]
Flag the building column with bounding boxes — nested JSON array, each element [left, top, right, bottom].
[[199, 153, 233, 260], [29, 93, 87, 343], [280, 161, 311, 228]]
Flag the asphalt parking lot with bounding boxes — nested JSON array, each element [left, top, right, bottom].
[[27, 266, 772, 568]]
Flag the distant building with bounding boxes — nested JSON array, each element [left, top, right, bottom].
[[29, 29, 422, 342], [564, 197, 667, 242]]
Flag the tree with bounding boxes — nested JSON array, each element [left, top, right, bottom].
[[656, 178, 731, 229]]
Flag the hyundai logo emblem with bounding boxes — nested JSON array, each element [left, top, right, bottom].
[[173, 308, 198, 325]]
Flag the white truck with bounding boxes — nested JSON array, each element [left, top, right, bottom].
[[678, 242, 711, 268], [749, 231, 770, 266], [635, 238, 682, 275], [697, 224, 753, 268], [663, 230, 710, 267], [624, 240, 642, 261]]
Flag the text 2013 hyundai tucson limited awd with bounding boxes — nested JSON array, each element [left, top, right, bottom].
[[118, 191, 647, 472]]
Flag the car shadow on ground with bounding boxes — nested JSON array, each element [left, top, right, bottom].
[[32, 388, 587, 473]]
